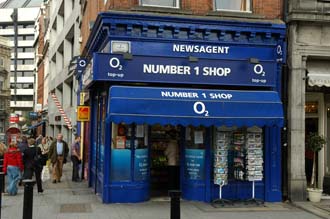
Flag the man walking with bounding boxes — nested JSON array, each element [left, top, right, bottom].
[[48, 133, 69, 183]]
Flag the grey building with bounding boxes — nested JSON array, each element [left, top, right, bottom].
[[46, 0, 80, 143], [0, 36, 11, 142], [287, 0, 330, 201], [0, 0, 43, 122]]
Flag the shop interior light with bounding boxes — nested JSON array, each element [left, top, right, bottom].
[[249, 58, 259, 64], [189, 56, 198, 62]]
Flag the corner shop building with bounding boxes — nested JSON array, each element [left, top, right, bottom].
[[80, 12, 286, 203]]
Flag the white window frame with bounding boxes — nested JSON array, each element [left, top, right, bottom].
[[214, 0, 252, 13], [139, 0, 180, 9]]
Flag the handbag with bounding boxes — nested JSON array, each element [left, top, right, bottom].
[[34, 147, 47, 167]]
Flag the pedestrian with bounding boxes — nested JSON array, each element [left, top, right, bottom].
[[3, 142, 24, 195], [0, 142, 7, 192], [48, 133, 69, 183], [164, 130, 180, 190], [17, 136, 28, 154], [17, 135, 28, 186], [71, 135, 82, 182], [23, 138, 43, 193], [36, 134, 43, 146], [38, 137, 49, 163]]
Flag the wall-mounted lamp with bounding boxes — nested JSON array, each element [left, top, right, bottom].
[[249, 58, 259, 64], [189, 56, 198, 62], [111, 41, 131, 54]]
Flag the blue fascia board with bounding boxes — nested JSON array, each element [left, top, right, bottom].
[[85, 11, 286, 57]]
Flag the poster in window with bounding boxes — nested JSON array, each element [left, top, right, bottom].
[[194, 131, 203, 144], [116, 136, 126, 149]]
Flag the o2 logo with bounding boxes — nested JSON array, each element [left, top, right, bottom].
[[253, 64, 266, 77], [193, 102, 209, 117], [109, 57, 123, 70]]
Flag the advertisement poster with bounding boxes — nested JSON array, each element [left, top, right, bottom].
[[116, 136, 126, 149], [136, 125, 144, 137], [194, 131, 204, 144], [134, 148, 149, 181], [185, 149, 205, 180]]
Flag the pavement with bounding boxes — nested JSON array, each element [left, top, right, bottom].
[[0, 164, 327, 219]]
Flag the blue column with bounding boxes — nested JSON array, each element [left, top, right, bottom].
[[264, 126, 282, 201]]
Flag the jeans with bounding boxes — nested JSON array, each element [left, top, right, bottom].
[[7, 165, 21, 195]]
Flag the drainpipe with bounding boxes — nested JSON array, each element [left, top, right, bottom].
[[281, 0, 289, 201]]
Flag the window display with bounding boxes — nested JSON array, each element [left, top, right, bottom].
[[213, 126, 264, 204], [246, 131, 263, 181]]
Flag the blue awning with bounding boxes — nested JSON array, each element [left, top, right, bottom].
[[108, 86, 284, 127], [28, 121, 45, 130]]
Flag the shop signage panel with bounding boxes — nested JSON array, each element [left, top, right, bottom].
[[93, 53, 276, 87], [130, 41, 279, 61], [9, 114, 19, 123], [109, 86, 284, 127], [77, 106, 90, 122]]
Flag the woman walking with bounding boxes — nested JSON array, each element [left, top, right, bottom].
[[3, 143, 24, 195], [23, 138, 43, 193]]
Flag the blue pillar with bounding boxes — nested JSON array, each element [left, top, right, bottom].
[[264, 126, 282, 201]]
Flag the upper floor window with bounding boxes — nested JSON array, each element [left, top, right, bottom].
[[0, 57, 3, 67], [140, 0, 179, 8], [215, 0, 251, 12]]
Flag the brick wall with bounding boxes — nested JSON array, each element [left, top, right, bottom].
[[80, 0, 283, 54]]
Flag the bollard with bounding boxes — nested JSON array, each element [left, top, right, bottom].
[[169, 190, 181, 219], [22, 179, 35, 219], [0, 172, 4, 219]]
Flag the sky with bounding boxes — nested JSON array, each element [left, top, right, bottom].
[[0, 0, 5, 3]]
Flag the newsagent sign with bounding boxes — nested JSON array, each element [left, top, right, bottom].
[[92, 53, 277, 87]]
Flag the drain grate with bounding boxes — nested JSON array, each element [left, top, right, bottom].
[[60, 203, 92, 213]]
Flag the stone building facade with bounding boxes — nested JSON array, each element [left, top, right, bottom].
[[287, 0, 330, 201], [0, 36, 11, 142]]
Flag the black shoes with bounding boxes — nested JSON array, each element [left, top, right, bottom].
[[38, 189, 44, 194], [52, 180, 56, 184]]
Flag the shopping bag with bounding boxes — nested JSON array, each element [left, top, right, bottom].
[[41, 166, 50, 182]]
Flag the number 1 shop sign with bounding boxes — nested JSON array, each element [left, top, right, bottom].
[[92, 53, 277, 87]]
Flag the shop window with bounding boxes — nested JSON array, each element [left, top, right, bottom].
[[111, 123, 149, 181], [214, 0, 251, 12], [185, 126, 206, 149], [305, 101, 318, 113], [184, 126, 206, 181], [139, 0, 179, 8]]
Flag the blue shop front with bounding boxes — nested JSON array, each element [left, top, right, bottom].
[[80, 12, 286, 203]]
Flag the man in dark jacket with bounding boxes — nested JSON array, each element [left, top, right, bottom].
[[23, 138, 43, 193], [48, 133, 69, 183]]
